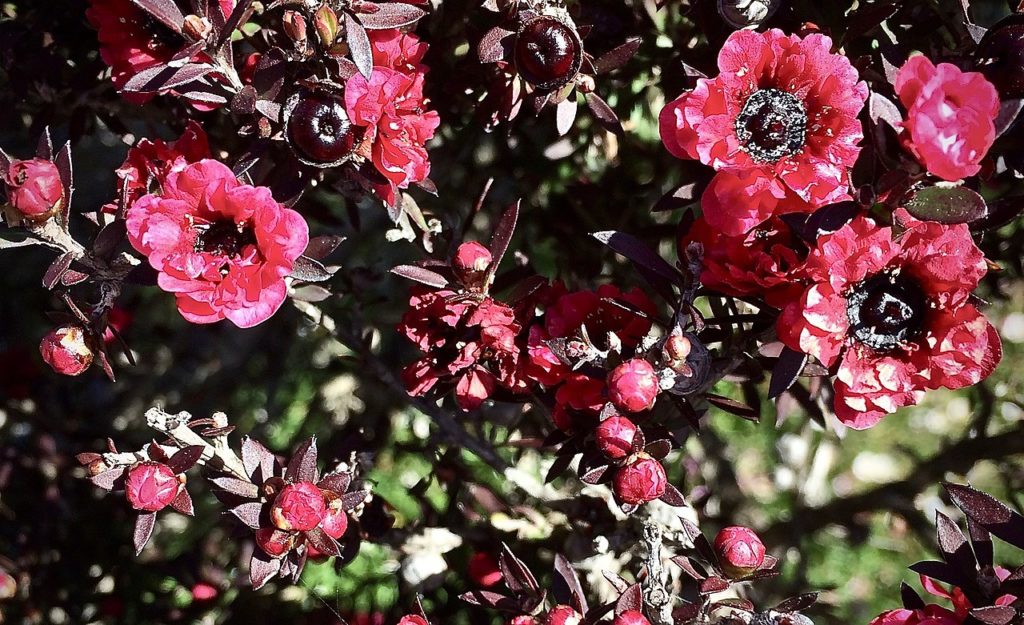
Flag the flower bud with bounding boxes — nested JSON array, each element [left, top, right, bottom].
[[313, 4, 339, 47], [0, 568, 16, 600], [664, 334, 692, 363], [282, 10, 307, 45], [453, 241, 493, 285], [39, 325, 94, 376], [320, 492, 349, 539], [255, 527, 294, 557], [608, 359, 658, 413], [595, 415, 638, 460], [613, 611, 651, 625], [468, 552, 502, 587], [546, 605, 583, 625], [613, 454, 667, 505], [270, 481, 327, 532], [125, 462, 182, 512], [5, 158, 63, 218], [510, 617, 539, 625], [713, 526, 766, 578]]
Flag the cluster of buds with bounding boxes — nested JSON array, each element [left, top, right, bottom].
[[77, 407, 378, 589]]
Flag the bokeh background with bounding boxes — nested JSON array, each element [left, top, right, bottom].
[[1, 0, 1023, 623]]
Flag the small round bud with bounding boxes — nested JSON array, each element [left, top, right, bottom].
[[4, 158, 63, 218], [453, 241, 493, 285], [608, 359, 658, 413], [270, 481, 327, 532], [546, 605, 583, 625], [613, 611, 652, 625], [595, 415, 638, 460], [468, 552, 503, 587], [510, 617, 539, 625], [515, 17, 583, 90], [664, 334, 692, 362], [39, 325, 94, 376], [613, 454, 667, 505], [255, 527, 295, 558], [125, 462, 181, 512], [320, 492, 349, 540], [713, 526, 766, 578]]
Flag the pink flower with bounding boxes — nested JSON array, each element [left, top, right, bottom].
[[701, 169, 823, 237], [125, 462, 182, 512], [39, 326, 94, 376], [869, 606, 962, 625], [345, 69, 440, 205], [108, 121, 210, 213], [369, 29, 428, 75], [778, 210, 1001, 428], [613, 611, 651, 625], [126, 159, 309, 328], [660, 29, 867, 232], [398, 617, 429, 625], [453, 241, 493, 285], [713, 526, 766, 577], [546, 606, 583, 625], [895, 55, 1000, 181], [4, 158, 63, 217], [613, 455, 667, 505], [270, 482, 326, 532], [608, 359, 659, 413]]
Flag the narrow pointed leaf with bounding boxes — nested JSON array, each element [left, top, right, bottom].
[[345, 13, 373, 79], [134, 512, 157, 555], [391, 264, 449, 288]]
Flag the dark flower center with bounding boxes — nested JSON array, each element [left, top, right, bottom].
[[735, 88, 808, 162], [514, 17, 581, 89], [194, 220, 257, 258], [846, 271, 928, 351]]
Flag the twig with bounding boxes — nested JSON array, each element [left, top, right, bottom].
[[643, 520, 674, 625], [145, 407, 249, 480]]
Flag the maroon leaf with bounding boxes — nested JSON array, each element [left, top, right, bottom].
[[645, 438, 672, 460], [0, 147, 12, 179], [659, 482, 687, 507], [994, 98, 1024, 138], [339, 489, 370, 511], [92, 220, 127, 260], [130, 0, 184, 33], [553, 554, 588, 614], [594, 37, 641, 75], [170, 488, 194, 516], [54, 141, 73, 217], [76, 452, 103, 465], [580, 465, 609, 485], [602, 571, 629, 593], [706, 393, 759, 421], [909, 560, 958, 587], [905, 186, 988, 225], [584, 92, 623, 136], [241, 436, 277, 480], [230, 502, 264, 528], [61, 270, 89, 287], [167, 445, 205, 474], [478, 26, 515, 63], [945, 483, 1024, 550], [967, 517, 993, 568], [653, 183, 700, 212], [499, 543, 540, 594], [592, 230, 681, 284], [971, 606, 1016, 625], [249, 552, 280, 590], [768, 347, 808, 399], [555, 96, 578, 136], [936, 511, 975, 584], [42, 252, 74, 290], [317, 471, 352, 495], [901, 582, 926, 610], [211, 476, 260, 498], [91, 467, 126, 490], [391, 264, 449, 288], [253, 47, 288, 99], [459, 590, 517, 610], [303, 235, 345, 260], [231, 85, 258, 115], [36, 127, 53, 160], [133, 512, 157, 555], [357, 3, 426, 29], [285, 437, 318, 483], [304, 527, 341, 557], [289, 255, 335, 282], [773, 593, 818, 613], [487, 200, 520, 277], [292, 285, 332, 302], [345, 13, 374, 79], [615, 583, 643, 614], [122, 63, 215, 93], [868, 91, 902, 129], [699, 576, 730, 594], [671, 555, 707, 580]]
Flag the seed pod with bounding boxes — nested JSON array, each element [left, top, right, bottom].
[[514, 16, 583, 90]]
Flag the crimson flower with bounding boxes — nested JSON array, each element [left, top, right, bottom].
[[107, 121, 210, 213], [660, 29, 867, 233], [869, 606, 962, 625], [369, 29, 429, 76], [777, 209, 1001, 428], [895, 56, 1000, 181], [126, 159, 309, 328]]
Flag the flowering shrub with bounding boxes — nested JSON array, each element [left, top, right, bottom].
[[2, 0, 1024, 623]]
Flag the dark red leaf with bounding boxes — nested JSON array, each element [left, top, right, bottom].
[[36, 127, 53, 160], [553, 554, 588, 614], [773, 593, 818, 613], [170, 488, 194, 516], [391, 264, 449, 288], [345, 13, 373, 79], [317, 472, 352, 495], [699, 576, 730, 594], [936, 511, 975, 584], [241, 436, 277, 480], [289, 255, 335, 282], [133, 512, 157, 555], [659, 482, 687, 507], [615, 583, 643, 614], [499, 543, 540, 594], [230, 502, 264, 528], [122, 63, 214, 93], [54, 141, 73, 218], [304, 235, 345, 260], [285, 437, 318, 483], [584, 92, 623, 136], [592, 230, 681, 284], [706, 393, 759, 421], [901, 582, 926, 610], [945, 483, 1024, 550], [594, 37, 641, 75], [905, 186, 988, 225], [249, 552, 281, 590], [130, 0, 184, 33], [487, 200, 520, 280], [339, 489, 370, 511], [478, 26, 515, 63], [768, 347, 808, 399], [356, 3, 426, 29], [211, 476, 260, 498], [970, 606, 1016, 625], [305, 527, 341, 557], [42, 252, 74, 290], [91, 467, 126, 490], [167, 445, 205, 474]]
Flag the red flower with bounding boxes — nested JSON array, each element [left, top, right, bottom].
[[660, 29, 867, 231], [4, 158, 64, 218], [108, 121, 210, 213], [700, 169, 827, 237], [544, 285, 656, 349], [895, 55, 1000, 181], [869, 606, 962, 625], [126, 159, 309, 328], [39, 325, 94, 376], [270, 482, 326, 532], [125, 462, 182, 512], [608, 359, 659, 413], [525, 325, 570, 386], [369, 29, 429, 75], [613, 611, 651, 625], [468, 552, 503, 588], [546, 606, 583, 625], [255, 527, 294, 557], [777, 210, 1001, 429], [682, 216, 807, 308], [713, 526, 766, 577], [398, 617, 429, 625], [453, 241, 493, 285], [595, 415, 638, 460], [613, 454, 667, 505], [344, 67, 440, 205]]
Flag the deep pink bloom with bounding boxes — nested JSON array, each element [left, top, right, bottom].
[[344, 67, 440, 205], [453, 241, 493, 284], [108, 121, 210, 213], [398, 617, 429, 625], [777, 210, 1001, 429], [682, 216, 807, 308], [125, 462, 181, 512], [320, 494, 349, 539], [4, 158, 63, 217], [39, 326, 94, 376], [595, 415, 638, 459], [126, 159, 308, 328], [544, 285, 656, 349], [546, 605, 583, 625], [510, 618, 539, 625], [700, 169, 827, 237], [270, 482, 326, 532], [369, 29, 428, 75], [869, 606, 962, 625], [255, 527, 294, 557], [613, 611, 651, 625], [608, 359, 659, 413], [713, 526, 766, 577], [660, 29, 867, 232], [613, 455, 667, 505], [895, 55, 1000, 181]]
